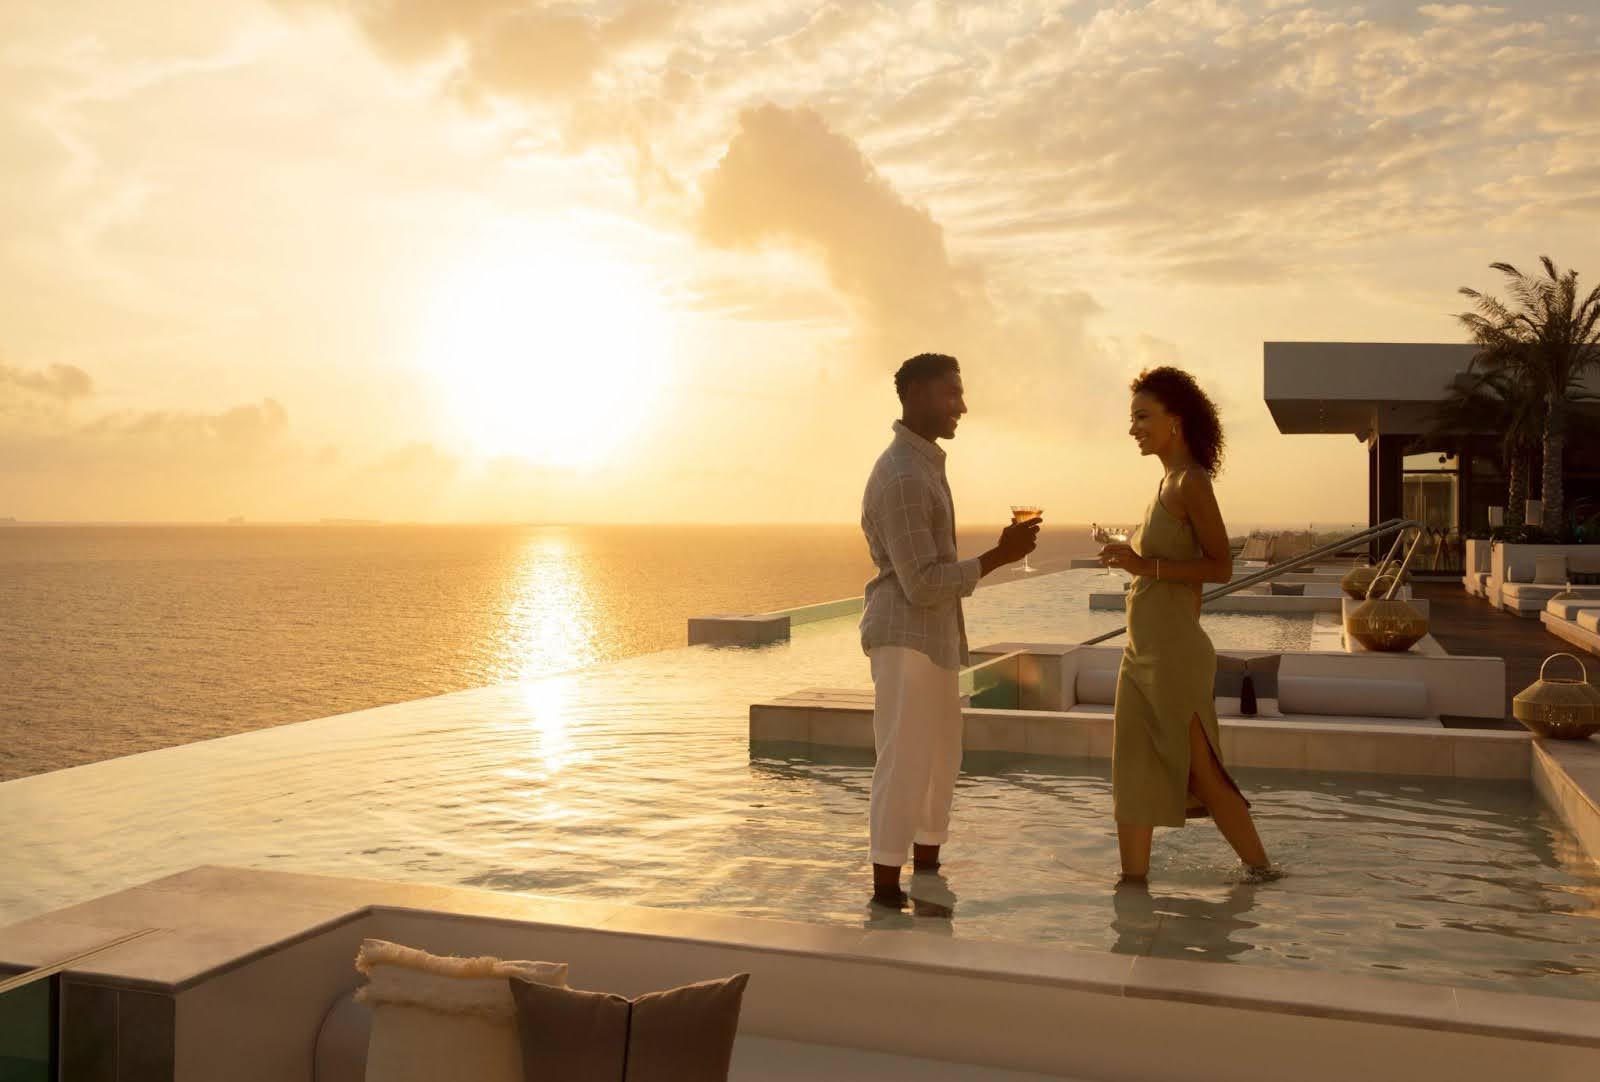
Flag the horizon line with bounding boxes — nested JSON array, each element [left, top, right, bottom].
[[0, 517, 1367, 529]]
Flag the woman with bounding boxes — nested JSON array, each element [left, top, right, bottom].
[[1098, 367, 1273, 883]]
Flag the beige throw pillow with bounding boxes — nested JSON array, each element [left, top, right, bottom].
[[1535, 555, 1569, 585], [511, 973, 750, 1082], [357, 939, 568, 1082]]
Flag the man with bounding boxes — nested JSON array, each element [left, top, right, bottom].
[[859, 353, 1041, 909]]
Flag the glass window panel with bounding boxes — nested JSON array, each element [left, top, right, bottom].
[[0, 977, 54, 1082]]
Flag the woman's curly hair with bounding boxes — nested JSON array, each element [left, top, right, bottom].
[[1130, 366, 1225, 477]]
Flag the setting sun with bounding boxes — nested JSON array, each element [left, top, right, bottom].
[[420, 230, 672, 468]]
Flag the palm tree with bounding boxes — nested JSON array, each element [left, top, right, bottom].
[[1459, 257, 1600, 534], [1427, 367, 1542, 529]]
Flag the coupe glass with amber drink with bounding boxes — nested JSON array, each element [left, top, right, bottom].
[[1091, 524, 1132, 579], [1011, 505, 1043, 572]]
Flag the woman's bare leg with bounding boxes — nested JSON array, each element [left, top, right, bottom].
[[1188, 716, 1269, 868], [1117, 823, 1154, 881]]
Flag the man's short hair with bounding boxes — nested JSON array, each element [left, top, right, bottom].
[[894, 353, 960, 401]]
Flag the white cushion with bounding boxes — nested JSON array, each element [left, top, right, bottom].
[[1534, 555, 1568, 585], [1278, 676, 1430, 719], [1502, 582, 1566, 603], [1579, 610, 1600, 633], [357, 939, 568, 1082], [1546, 599, 1600, 621], [1075, 668, 1119, 706]]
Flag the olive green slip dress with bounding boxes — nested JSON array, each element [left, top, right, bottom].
[[1112, 483, 1247, 827]]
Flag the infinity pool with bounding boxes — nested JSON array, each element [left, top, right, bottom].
[[4, 571, 1597, 1000]]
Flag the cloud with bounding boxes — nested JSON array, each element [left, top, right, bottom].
[[1419, 4, 1506, 23], [693, 104, 1150, 430], [273, 1, 1600, 289], [0, 379, 299, 520], [277, 0, 681, 104], [78, 397, 289, 459], [699, 103, 973, 341], [0, 362, 93, 401]]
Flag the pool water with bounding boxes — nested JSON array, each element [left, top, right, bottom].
[[3, 571, 1597, 999]]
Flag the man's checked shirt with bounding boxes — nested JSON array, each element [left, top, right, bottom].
[[859, 421, 982, 671]]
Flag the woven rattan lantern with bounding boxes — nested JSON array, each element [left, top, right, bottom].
[[1346, 596, 1430, 652], [1513, 654, 1600, 739], [1340, 563, 1380, 600], [1345, 531, 1430, 652]]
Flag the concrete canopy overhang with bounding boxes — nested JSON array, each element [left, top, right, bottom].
[[1264, 342, 1479, 442]]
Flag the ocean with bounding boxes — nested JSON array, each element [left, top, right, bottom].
[[0, 523, 1097, 781]]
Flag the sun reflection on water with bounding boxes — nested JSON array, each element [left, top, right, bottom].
[[497, 531, 600, 682], [506, 676, 581, 785]]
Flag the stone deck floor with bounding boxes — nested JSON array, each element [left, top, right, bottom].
[[1412, 580, 1582, 726]]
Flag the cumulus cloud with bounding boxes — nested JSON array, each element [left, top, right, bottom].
[[699, 104, 974, 341], [694, 103, 1154, 428], [0, 362, 93, 401]]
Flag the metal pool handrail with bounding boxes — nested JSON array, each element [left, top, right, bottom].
[[1077, 517, 1423, 647]]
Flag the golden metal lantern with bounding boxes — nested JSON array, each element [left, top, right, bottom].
[[1340, 564, 1380, 600], [1512, 654, 1600, 740], [1345, 597, 1430, 652]]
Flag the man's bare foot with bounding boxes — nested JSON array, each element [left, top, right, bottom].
[[872, 862, 906, 908]]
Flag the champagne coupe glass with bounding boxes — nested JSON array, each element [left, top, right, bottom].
[[1108, 528, 1132, 585], [1011, 505, 1043, 573], [1092, 524, 1132, 580]]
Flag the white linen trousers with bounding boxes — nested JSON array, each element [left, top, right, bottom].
[[868, 645, 964, 867]]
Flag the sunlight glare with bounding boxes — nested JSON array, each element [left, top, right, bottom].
[[423, 229, 672, 467]]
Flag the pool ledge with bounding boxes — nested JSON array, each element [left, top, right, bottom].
[[753, 699, 1600, 867], [2, 865, 1599, 1082], [1533, 738, 1600, 865]]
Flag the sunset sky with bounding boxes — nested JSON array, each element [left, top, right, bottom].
[[2, 0, 1597, 526]]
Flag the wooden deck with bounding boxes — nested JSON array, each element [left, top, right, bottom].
[[1412, 580, 1578, 727]]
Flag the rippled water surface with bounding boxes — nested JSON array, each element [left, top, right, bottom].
[[1, 523, 1104, 779], [4, 567, 1597, 1000]]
